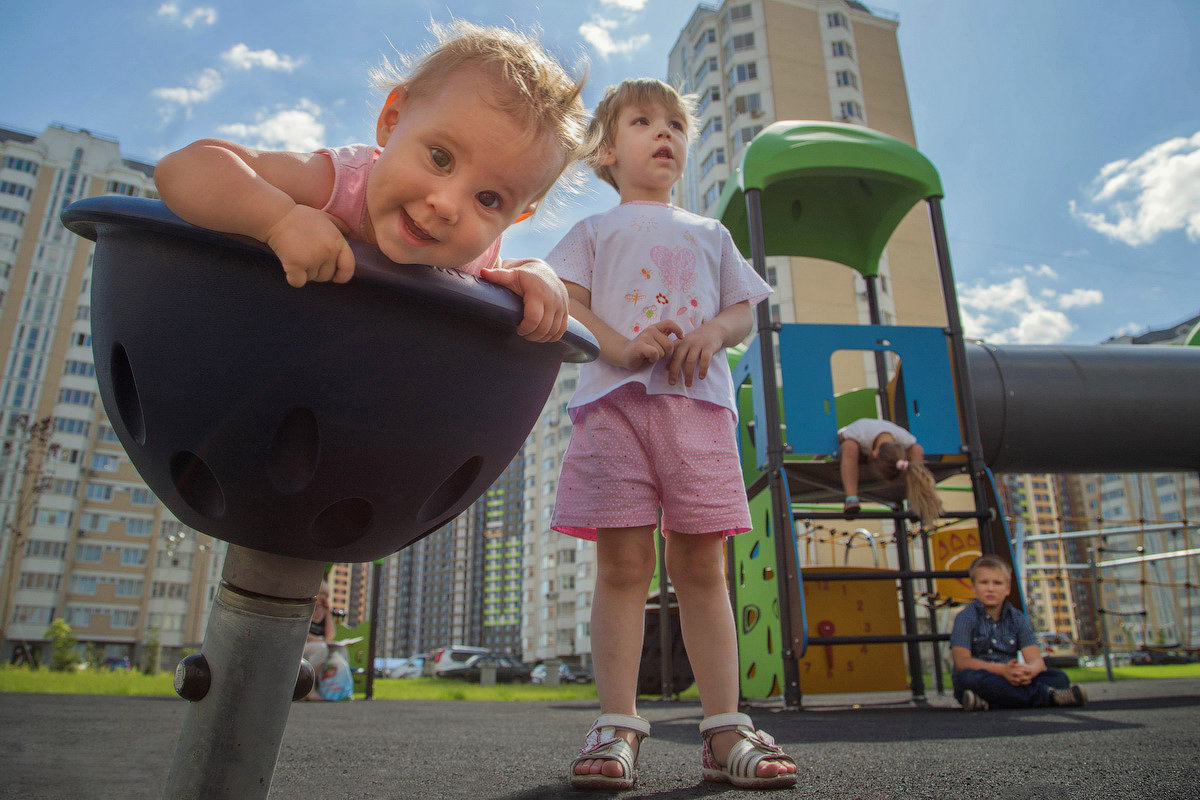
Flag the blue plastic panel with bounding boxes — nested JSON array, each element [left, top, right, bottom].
[[776, 324, 963, 455]]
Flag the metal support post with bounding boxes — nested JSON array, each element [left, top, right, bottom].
[[746, 189, 804, 709], [164, 546, 326, 800]]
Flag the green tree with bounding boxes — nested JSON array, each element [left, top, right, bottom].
[[142, 626, 162, 675], [46, 618, 79, 672], [85, 641, 104, 671]]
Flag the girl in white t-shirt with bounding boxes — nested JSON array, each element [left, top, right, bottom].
[[838, 417, 943, 526], [547, 78, 795, 791]]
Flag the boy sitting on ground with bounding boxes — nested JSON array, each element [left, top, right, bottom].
[[950, 555, 1087, 711]]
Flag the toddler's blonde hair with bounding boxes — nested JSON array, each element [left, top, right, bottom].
[[584, 78, 698, 191], [370, 20, 588, 210]]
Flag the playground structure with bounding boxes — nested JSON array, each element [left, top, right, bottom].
[[717, 121, 1200, 707], [62, 196, 598, 799]]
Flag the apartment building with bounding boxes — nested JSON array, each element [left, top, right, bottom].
[[520, 362, 588, 664], [0, 124, 224, 667], [997, 473, 1081, 637]]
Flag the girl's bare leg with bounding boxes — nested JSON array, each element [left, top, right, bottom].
[[665, 530, 796, 779], [575, 525, 657, 778]]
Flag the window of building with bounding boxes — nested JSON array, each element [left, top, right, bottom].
[[76, 544, 103, 562], [19, 571, 62, 591], [105, 181, 138, 197], [57, 388, 95, 407], [693, 27, 716, 52], [90, 453, 120, 472], [835, 69, 858, 88], [827, 11, 846, 27], [702, 181, 724, 210], [732, 93, 762, 117], [701, 147, 727, 177], [839, 100, 863, 120], [0, 181, 32, 200], [729, 3, 752, 23], [729, 32, 755, 55], [698, 115, 724, 144], [11, 605, 54, 626], [3, 157, 40, 175], [727, 62, 758, 89], [86, 484, 114, 502], [697, 85, 721, 115], [54, 417, 90, 436], [25, 539, 67, 559], [130, 488, 154, 506], [831, 40, 854, 58], [694, 55, 718, 82], [734, 124, 764, 150]]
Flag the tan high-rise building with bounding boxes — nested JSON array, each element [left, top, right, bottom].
[[0, 124, 224, 668], [668, 0, 946, 349]]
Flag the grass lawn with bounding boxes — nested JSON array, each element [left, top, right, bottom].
[[4, 663, 1195, 700]]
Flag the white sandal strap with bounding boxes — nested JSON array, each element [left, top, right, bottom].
[[699, 712, 752, 734], [594, 713, 651, 737]]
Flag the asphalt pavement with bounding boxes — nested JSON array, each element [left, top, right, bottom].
[[3, 676, 1198, 799]]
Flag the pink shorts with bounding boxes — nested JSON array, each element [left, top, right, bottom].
[[552, 383, 752, 541]]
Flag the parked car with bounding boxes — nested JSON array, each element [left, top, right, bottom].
[[531, 662, 593, 684], [1131, 646, 1197, 665], [439, 654, 532, 683], [373, 656, 426, 679], [430, 645, 491, 676]]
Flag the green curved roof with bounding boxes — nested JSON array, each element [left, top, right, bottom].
[[1186, 320, 1200, 346], [717, 121, 944, 277]]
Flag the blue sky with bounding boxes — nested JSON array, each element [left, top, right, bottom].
[[2, 0, 1197, 344]]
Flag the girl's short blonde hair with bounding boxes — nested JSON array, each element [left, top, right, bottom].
[[585, 78, 698, 191], [370, 21, 589, 208]]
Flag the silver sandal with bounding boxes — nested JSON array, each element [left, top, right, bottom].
[[570, 713, 651, 790], [700, 712, 797, 790]]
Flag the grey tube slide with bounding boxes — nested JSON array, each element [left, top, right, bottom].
[[967, 342, 1200, 474]]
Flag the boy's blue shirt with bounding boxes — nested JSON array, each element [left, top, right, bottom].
[[949, 598, 1037, 665]]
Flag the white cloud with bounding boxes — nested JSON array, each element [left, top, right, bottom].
[[1113, 322, 1144, 338], [1070, 130, 1200, 245], [152, 67, 223, 108], [579, 17, 650, 58], [1023, 264, 1057, 278], [956, 276, 1085, 344], [216, 100, 325, 152], [1058, 288, 1103, 309], [600, 0, 649, 9], [158, 3, 217, 28], [222, 43, 302, 72]]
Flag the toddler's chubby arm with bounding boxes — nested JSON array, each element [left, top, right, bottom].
[[154, 139, 354, 288], [562, 280, 682, 370], [479, 259, 569, 343], [666, 301, 753, 387]]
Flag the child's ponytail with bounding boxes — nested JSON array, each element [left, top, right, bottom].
[[874, 441, 944, 529], [903, 462, 944, 529]]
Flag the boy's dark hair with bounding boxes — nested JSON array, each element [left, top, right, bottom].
[[968, 554, 1012, 581]]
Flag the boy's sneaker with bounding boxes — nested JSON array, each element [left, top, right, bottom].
[[960, 690, 989, 711], [1051, 684, 1088, 707]]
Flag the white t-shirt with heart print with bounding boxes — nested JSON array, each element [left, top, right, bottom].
[[548, 201, 771, 418]]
